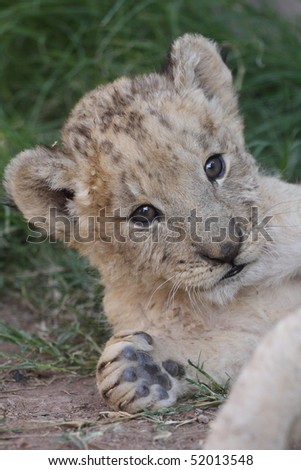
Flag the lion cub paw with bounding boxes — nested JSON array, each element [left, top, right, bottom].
[[96, 331, 185, 413]]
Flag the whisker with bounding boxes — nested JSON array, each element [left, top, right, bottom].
[[260, 198, 301, 218], [168, 279, 183, 309], [186, 285, 199, 317], [146, 273, 177, 311], [264, 224, 301, 229]]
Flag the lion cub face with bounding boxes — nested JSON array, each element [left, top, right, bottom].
[[5, 34, 264, 303]]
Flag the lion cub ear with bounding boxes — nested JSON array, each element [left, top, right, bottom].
[[4, 146, 76, 238], [164, 34, 239, 119]]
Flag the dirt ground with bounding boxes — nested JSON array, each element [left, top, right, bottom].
[[0, 373, 215, 450], [0, 299, 215, 450]]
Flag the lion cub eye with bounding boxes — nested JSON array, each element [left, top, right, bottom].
[[130, 205, 160, 226], [204, 154, 226, 181]]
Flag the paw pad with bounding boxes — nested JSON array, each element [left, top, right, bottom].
[[120, 346, 137, 361], [97, 331, 186, 412], [135, 383, 150, 398], [162, 359, 185, 378], [117, 343, 173, 396], [121, 367, 137, 382], [133, 331, 153, 345]]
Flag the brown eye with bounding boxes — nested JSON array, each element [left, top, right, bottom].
[[130, 205, 160, 226], [205, 154, 225, 181]]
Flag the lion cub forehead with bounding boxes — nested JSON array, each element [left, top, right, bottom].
[[64, 72, 219, 160], [63, 71, 240, 211], [94, 86, 213, 187]]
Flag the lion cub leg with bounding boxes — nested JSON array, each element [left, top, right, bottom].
[[96, 331, 187, 412], [205, 308, 301, 449]]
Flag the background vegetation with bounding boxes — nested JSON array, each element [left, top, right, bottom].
[[1, 0, 301, 374]]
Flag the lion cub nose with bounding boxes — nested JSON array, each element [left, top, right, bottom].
[[217, 241, 240, 263], [198, 241, 241, 265]]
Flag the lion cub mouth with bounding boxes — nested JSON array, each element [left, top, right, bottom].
[[221, 264, 246, 281]]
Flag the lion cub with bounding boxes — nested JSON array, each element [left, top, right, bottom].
[[5, 34, 301, 448]]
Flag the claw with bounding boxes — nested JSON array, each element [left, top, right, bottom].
[[103, 381, 119, 398], [97, 360, 113, 374], [119, 399, 129, 410]]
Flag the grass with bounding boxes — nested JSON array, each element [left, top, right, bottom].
[[0, 0, 301, 381]]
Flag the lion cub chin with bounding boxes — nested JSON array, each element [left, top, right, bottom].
[[4, 34, 301, 449]]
